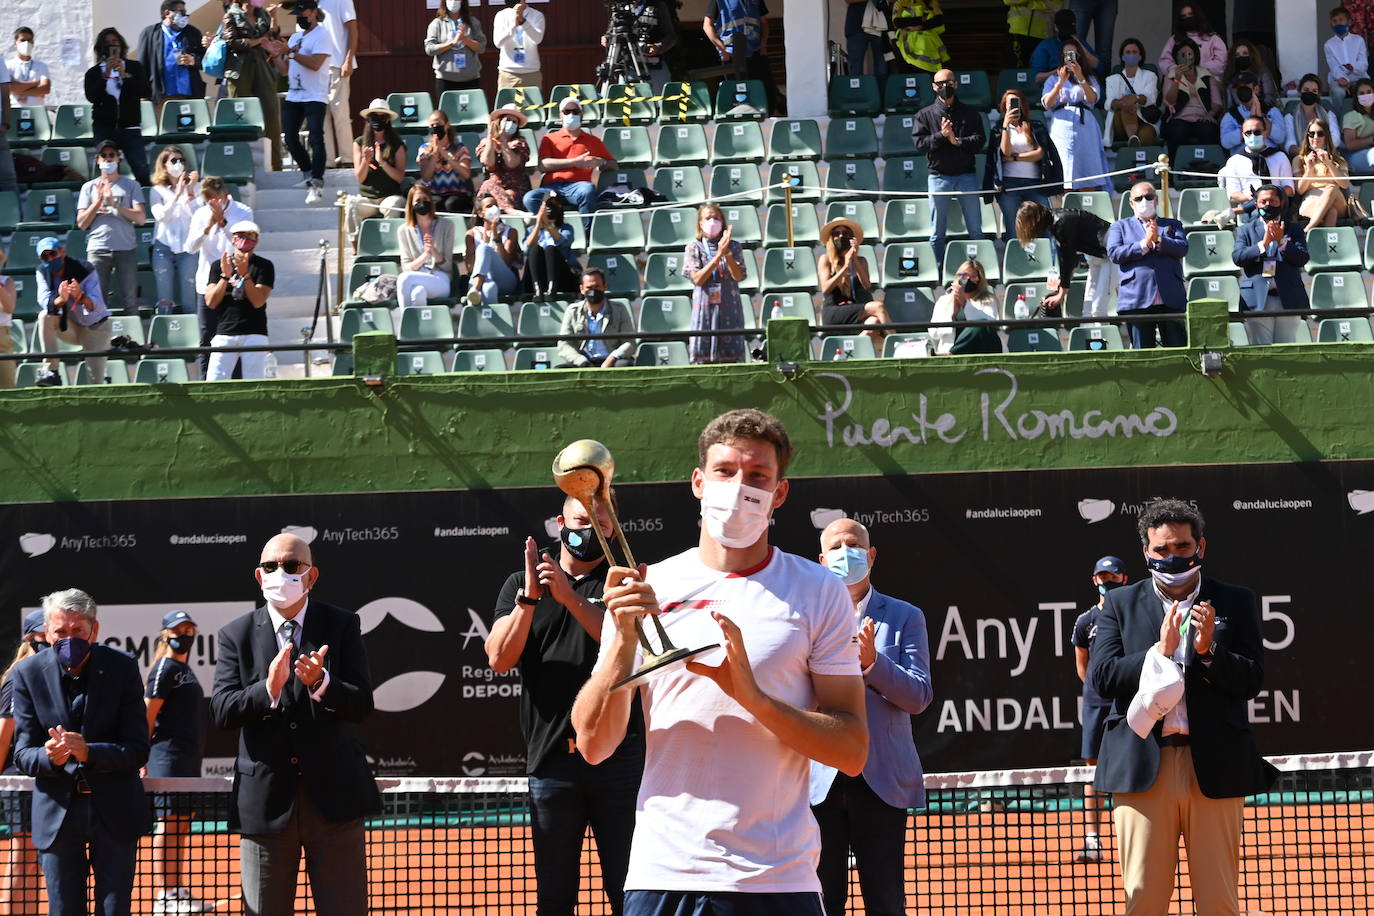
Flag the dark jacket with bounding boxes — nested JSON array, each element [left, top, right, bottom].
[[1049, 208, 1111, 277], [135, 21, 207, 101], [220, 4, 276, 82], [211, 601, 382, 834], [83, 58, 150, 132], [11, 645, 151, 849], [1233, 215, 1310, 312], [983, 119, 1063, 189], [1089, 577, 1279, 798], [911, 97, 986, 176]]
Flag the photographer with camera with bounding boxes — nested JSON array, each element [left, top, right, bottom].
[[33, 238, 113, 387], [599, 0, 678, 90], [704, 0, 778, 114]]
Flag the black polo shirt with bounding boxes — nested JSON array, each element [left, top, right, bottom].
[[207, 254, 274, 336], [145, 655, 207, 757]]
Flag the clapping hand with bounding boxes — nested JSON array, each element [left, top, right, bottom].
[[294, 645, 329, 690], [46, 726, 89, 765], [686, 612, 763, 708], [720, 225, 733, 248], [1262, 216, 1284, 247], [939, 116, 955, 141], [219, 251, 234, 279], [1143, 218, 1160, 248], [856, 616, 877, 669], [536, 550, 575, 605], [233, 247, 251, 274]]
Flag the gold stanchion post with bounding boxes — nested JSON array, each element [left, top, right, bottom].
[[1157, 154, 1172, 218]]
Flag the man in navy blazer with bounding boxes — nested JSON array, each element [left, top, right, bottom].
[[1107, 181, 1190, 349], [212, 533, 381, 916], [1233, 183, 1310, 345], [11, 588, 150, 916], [1090, 499, 1277, 916], [810, 519, 933, 916]]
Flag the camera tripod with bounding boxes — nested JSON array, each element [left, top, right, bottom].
[[597, 23, 651, 93]]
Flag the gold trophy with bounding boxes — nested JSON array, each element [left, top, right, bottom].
[[552, 439, 718, 689]]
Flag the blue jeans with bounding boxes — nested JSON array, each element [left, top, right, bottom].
[[813, 773, 909, 916], [846, 31, 888, 82], [469, 240, 520, 304], [524, 180, 598, 216], [528, 740, 642, 916], [39, 797, 137, 916], [1124, 305, 1187, 349], [928, 172, 984, 277], [282, 99, 327, 183], [998, 177, 1051, 241], [1070, 0, 1118, 78], [626, 891, 825, 916], [151, 242, 197, 313]]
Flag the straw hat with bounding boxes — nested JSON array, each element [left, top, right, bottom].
[[360, 98, 399, 120], [820, 217, 864, 247], [488, 106, 530, 129]]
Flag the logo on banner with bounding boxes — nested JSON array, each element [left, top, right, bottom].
[[356, 597, 446, 712], [1077, 499, 1116, 523], [462, 751, 487, 776], [1348, 490, 1374, 515], [281, 524, 318, 544], [18, 533, 56, 557], [810, 508, 847, 529], [460, 749, 524, 776]]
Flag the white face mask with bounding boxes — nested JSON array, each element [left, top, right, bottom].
[[562, 113, 582, 131], [1132, 196, 1157, 219], [261, 567, 309, 608], [1360, 92, 1374, 108], [98, 159, 120, 174], [1149, 564, 1202, 589], [484, 205, 500, 221], [16, 41, 33, 57], [502, 119, 518, 136], [166, 161, 185, 178], [171, 13, 189, 29], [445, 0, 461, 10], [700, 479, 774, 549]]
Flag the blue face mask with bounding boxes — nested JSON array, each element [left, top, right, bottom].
[[53, 637, 91, 670], [1244, 134, 1266, 152], [825, 546, 870, 586], [1335, 24, 1351, 37], [1122, 53, 1141, 68]]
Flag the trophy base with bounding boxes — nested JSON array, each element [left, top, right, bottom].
[[611, 644, 721, 690]]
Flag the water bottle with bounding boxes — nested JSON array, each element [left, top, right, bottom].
[[770, 303, 784, 322], [1013, 294, 1030, 321], [264, 352, 278, 379]]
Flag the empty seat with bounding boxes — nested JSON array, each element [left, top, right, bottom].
[[1176, 187, 1229, 229], [493, 86, 546, 128], [634, 340, 690, 366], [586, 254, 641, 298], [339, 306, 395, 342], [825, 118, 879, 159], [1305, 226, 1362, 273], [639, 295, 693, 334], [655, 124, 709, 166], [515, 300, 567, 337], [828, 74, 881, 116], [201, 142, 255, 185], [1227, 322, 1250, 347], [769, 119, 823, 161], [879, 115, 920, 158], [396, 350, 447, 375], [882, 198, 932, 242], [10, 106, 51, 149], [881, 156, 929, 197], [355, 218, 405, 260], [942, 239, 1001, 284], [1060, 190, 1115, 224], [1309, 271, 1368, 310], [451, 348, 508, 372], [1007, 327, 1064, 352], [603, 125, 652, 168], [588, 210, 647, 254], [760, 291, 818, 324], [209, 97, 265, 140], [399, 305, 456, 345], [33, 147, 90, 190], [824, 201, 880, 242], [156, 99, 211, 143], [719, 204, 763, 247], [387, 92, 436, 134], [762, 247, 820, 290], [652, 167, 707, 205], [1068, 325, 1125, 351], [1317, 317, 1374, 341], [881, 242, 940, 286], [995, 69, 1037, 100], [883, 74, 932, 113], [1172, 145, 1228, 188], [882, 333, 932, 358], [51, 105, 95, 145], [764, 203, 820, 247], [820, 335, 877, 361], [715, 80, 769, 120], [135, 358, 190, 383], [1112, 145, 1166, 191], [1187, 274, 1241, 307], [19, 190, 76, 230], [456, 303, 515, 345], [823, 159, 880, 201], [1183, 230, 1238, 277], [658, 81, 712, 123], [602, 83, 656, 125], [710, 164, 765, 205], [148, 314, 199, 349], [75, 361, 131, 385], [884, 286, 936, 323], [1002, 237, 1054, 283], [342, 261, 400, 306], [647, 207, 699, 252], [951, 71, 993, 110], [512, 346, 559, 370], [439, 89, 491, 130], [712, 120, 767, 164], [643, 252, 693, 295], [766, 161, 821, 203]]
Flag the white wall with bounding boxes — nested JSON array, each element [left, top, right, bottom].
[[9, 0, 95, 106]]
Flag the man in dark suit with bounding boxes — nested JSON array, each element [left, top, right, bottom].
[[211, 533, 381, 916], [1090, 499, 1278, 916], [11, 588, 150, 916], [810, 518, 933, 916], [1107, 181, 1190, 349], [134, 0, 206, 110], [1233, 183, 1310, 345]]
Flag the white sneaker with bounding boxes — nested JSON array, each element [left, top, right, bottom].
[[152, 887, 213, 914], [1074, 834, 1102, 864], [305, 184, 324, 205]]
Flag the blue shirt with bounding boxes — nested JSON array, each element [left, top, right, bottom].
[[1030, 36, 1099, 77], [162, 24, 192, 97], [584, 308, 610, 360], [35, 259, 111, 326], [145, 655, 206, 756]]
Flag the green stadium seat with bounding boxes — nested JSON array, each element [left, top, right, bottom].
[[1061, 190, 1115, 224], [824, 159, 880, 201], [15, 362, 57, 387], [331, 352, 355, 376], [711, 120, 766, 164], [655, 124, 709, 166], [355, 219, 405, 260], [1002, 237, 1054, 283], [856, 244, 880, 284], [1004, 281, 1051, 317], [456, 303, 514, 345], [657, 81, 712, 123], [710, 164, 765, 205], [51, 105, 95, 145], [1007, 327, 1064, 352], [5, 230, 53, 272], [882, 242, 939, 286], [33, 147, 89, 190], [1309, 271, 1369, 310], [19, 191, 76, 230], [1183, 230, 1238, 278], [995, 69, 1037, 100], [596, 168, 648, 193], [399, 305, 457, 346], [882, 198, 932, 242], [952, 71, 994, 110], [879, 115, 920, 158], [1176, 187, 1228, 229], [884, 74, 932, 113], [8, 320, 27, 357], [881, 156, 929, 197], [647, 207, 699, 252], [1227, 322, 1250, 347], [1305, 226, 1362, 274], [602, 83, 656, 126], [494, 86, 546, 128], [342, 261, 400, 306], [825, 118, 879, 160], [1112, 145, 1166, 191], [1187, 274, 1240, 308], [105, 315, 146, 349], [1363, 226, 1374, 268], [149, 314, 199, 349], [156, 99, 211, 143], [396, 350, 447, 375], [719, 204, 763, 247], [209, 97, 265, 141], [587, 254, 641, 298], [0, 190, 18, 232], [139, 100, 158, 138], [652, 167, 707, 205], [603, 125, 652, 168], [760, 292, 817, 324], [11, 106, 51, 149], [942, 240, 1001, 284], [339, 306, 395, 342], [715, 80, 768, 120], [829, 74, 881, 116], [135, 358, 190, 383], [762, 247, 819, 290], [588, 210, 647, 254], [452, 348, 508, 372], [881, 332, 932, 358], [635, 340, 690, 366], [10, 276, 39, 321], [387, 92, 435, 134], [201, 142, 255, 185], [401, 134, 427, 176], [644, 252, 693, 295], [769, 119, 823, 161], [512, 345, 559, 370], [767, 161, 821, 204], [1068, 325, 1125, 351], [439, 89, 490, 131], [516, 300, 567, 337], [133, 223, 156, 268], [75, 360, 131, 385], [1317, 317, 1374, 341], [639, 295, 693, 334], [824, 201, 880, 242], [820, 334, 877, 361], [1172, 145, 1228, 188], [765, 203, 820, 247], [549, 84, 601, 124], [884, 286, 936, 323]]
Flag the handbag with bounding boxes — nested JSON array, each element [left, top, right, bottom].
[[1120, 71, 1162, 123], [202, 23, 227, 78], [1348, 191, 1370, 222]]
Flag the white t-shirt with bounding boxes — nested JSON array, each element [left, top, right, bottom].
[[316, 0, 357, 70], [287, 26, 332, 103], [1218, 151, 1294, 199], [594, 546, 860, 894], [6, 55, 50, 108]]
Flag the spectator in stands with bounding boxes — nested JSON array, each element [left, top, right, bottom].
[[1160, 35, 1223, 165], [149, 146, 202, 315], [889, 0, 949, 75], [6, 28, 51, 108], [1341, 77, 1374, 173], [0, 612, 45, 911], [1068, 0, 1117, 78], [1107, 181, 1188, 349], [928, 258, 1000, 355], [204, 220, 273, 381], [1219, 72, 1287, 157], [1104, 38, 1160, 147], [1071, 556, 1126, 865], [275, 0, 332, 206], [987, 90, 1056, 240], [187, 176, 253, 375], [1326, 6, 1368, 100], [477, 106, 532, 213], [493, 0, 545, 91], [1292, 121, 1350, 228], [601, 0, 678, 89], [144, 610, 208, 916], [85, 29, 153, 187], [1004, 0, 1055, 68], [1285, 73, 1343, 157], [464, 194, 521, 306], [704, 0, 780, 114], [1221, 40, 1278, 113], [556, 268, 635, 368], [1015, 200, 1112, 319], [315, 0, 357, 169], [211, 533, 380, 916], [77, 138, 148, 315], [685, 202, 747, 364], [1234, 183, 1310, 346], [136, 1, 205, 113], [1158, 4, 1226, 81], [418, 110, 474, 215], [1042, 38, 1109, 191], [912, 68, 986, 276], [523, 193, 580, 301], [0, 250, 14, 389], [347, 99, 407, 246], [0, 58, 14, 193], [844, 1, 888, 81], [397, 184, 455, 310], [818, 217, 891, 350], [11, 590, 150, 915], [1219, 116, 1295, 216], [1031, 9, 1098, 84], [524, 98, 616, 219], [222, 0, 286, 173], [425, 0, 486, 98]]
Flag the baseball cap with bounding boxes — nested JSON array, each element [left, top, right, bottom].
[[23, 609, 46, 636], [162, 609, 196, 629], [1127, 650, 1185, 739], [36, 236, 62, 256], [229, 220, 260, 235], [1093, 556, 1125, 576]]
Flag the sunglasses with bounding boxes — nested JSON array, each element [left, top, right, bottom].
[[1308, 131, 1326, 138], [40, 251, 61, 262], [1243, 130, 1265, 137], [168, 157, 185, 164], [1132, 193, 1156, 202], [259, 560, 309, 574], [933, 80, 955, 87]]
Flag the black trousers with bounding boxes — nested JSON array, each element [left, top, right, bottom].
[[812, 773, 910, 916]]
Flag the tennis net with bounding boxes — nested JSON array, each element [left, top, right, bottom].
[[0, 751, 1367, 914]]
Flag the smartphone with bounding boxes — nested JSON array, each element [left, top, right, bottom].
[[1009, 97, 1022, 112], [1065, 50, 1078, 63]]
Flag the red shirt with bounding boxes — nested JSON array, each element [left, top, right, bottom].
[[537, 128, 614, 184]]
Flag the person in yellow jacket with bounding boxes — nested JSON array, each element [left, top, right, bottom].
[[891, 0, 949, 74], [1006, 0, 1056, 67]]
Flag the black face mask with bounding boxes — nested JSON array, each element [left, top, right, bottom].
[[1235, 86, 1254, 104], [167, 634, 195, 654], [413, 199, 433, 216], [1235, 55, 1251, 71], [430, 123, 446, 136], [1056, 20, 1075, 41], [1180, 14, 1198, 30], [959, 276, 979, 294], [584, 288, 605, 304], [368, 116, 390, 132], [1097, 579, 1125, 596], [1258, 204, 1283, 221], [936, 84, 955, 101], [833, 236, 851, 252], [296, 15, 311, 29], [560, 525, 605, 563], [31, 640, 48, 652], [1301, 90, 1320, 106]]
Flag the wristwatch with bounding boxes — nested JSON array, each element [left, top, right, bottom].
[[515, 589, 539, 608]]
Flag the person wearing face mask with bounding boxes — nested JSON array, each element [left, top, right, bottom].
[[211, 533, 380, 916], [1042, 37, 1109, 192], [1341, 77, 1374, 173], [1284, 74, 1343, 159], [556, 267, 635, 367], [928, 258, 1000, 355], [912, 68, 987, 276], [523, 97, 617, 220], [144, 610, 210, 915], [1104, 38, 1160, 147], [221, 0, 286, 172], [523, 192, 581, 300], [1014, 200, 1112, 320], [186, 176, 254, 375], [346, 99, 407, 246], [1107, 181, 1188, 349], [1030, 8, 1099, 85], [809, 519, 931, 916], [686, 203, 747, 364], [1090, 499, 1277, 916], [1325, 6, 1368, 101], [10, 589, 151, 916], [83, 29, 153, 187], [135, 0, 205, 113], [1070, 556, 1127, 865], [1221, 40, 1278, 115], [204, 221, 275, 380], [465, 194, 522, 306], [149, 146, 203, 316], [1218, 72, 1286, 157], [1232, 183, 1310, 346], [1218, 116, 1295, 216], [397, 185, 456, 309], [476, 105, 532, 213], [1291, 121, 1350, 228], [32, 236, 113, 386], [493, 0, 546, 91], [76, 137, 148, 319], [817, 217, 892, 350], [425, 0, 486, 98], [572, 409, 868, 915], [1158, 4, 1226, 82], [417, 110, 474, 214], [488, 493, 645, 916], [0, 610, 48, 914], [274, 0, 333, 205], [6, 28, 51, 108], [0, 250, 16, 389], [1160, 35, 1222, 174]]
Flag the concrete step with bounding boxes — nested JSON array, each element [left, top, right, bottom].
[[254, 166, 358, 192], [251, 187, 352, 212]]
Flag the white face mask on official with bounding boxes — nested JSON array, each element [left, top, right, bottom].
[[700, 479, 773, 548], [1132, 197, 1157, 219], [261, 567, 309, 608]]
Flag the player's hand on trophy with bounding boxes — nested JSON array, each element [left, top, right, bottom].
[[603, 564, 658, 635]]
